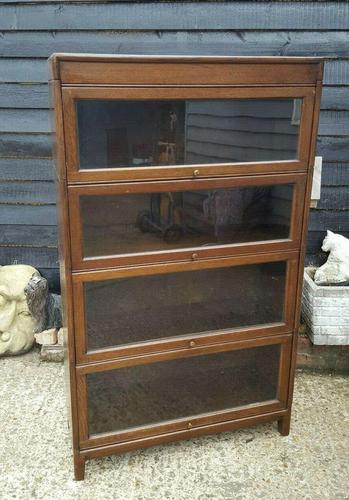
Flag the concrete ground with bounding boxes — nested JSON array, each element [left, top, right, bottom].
[[0, 349, 348, 500]]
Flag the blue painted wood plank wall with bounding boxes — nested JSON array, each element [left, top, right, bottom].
[[0, 0, 348, 290]]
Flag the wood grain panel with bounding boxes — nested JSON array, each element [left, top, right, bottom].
[[59, 59, 321, 85]]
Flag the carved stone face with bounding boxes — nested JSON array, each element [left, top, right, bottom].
[[0, 265, 37, 356]]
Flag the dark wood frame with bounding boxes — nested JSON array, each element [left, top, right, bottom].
[[50, 54, 323, 481]]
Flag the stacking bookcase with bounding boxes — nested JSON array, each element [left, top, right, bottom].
[[50, 54, 323, 480]]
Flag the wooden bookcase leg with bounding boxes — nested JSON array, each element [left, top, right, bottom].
[[278, 412, 291, 436], [74, 453, 86, 481]]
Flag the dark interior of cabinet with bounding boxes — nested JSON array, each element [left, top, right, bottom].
[[76, 99, 301, 169], [80, 184, 293, 258], [84, 261, 286, 351], [87, 343, 281, 435]]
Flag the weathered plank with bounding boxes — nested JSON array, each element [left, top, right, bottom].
[[0, 83, 49, 108], [321, 162, 349, 186], [317, 186, 349, 209], [0, 158, 54, 181], [0, 224, 57, 246], [321, 87, 349, 111], [0, 133, 52, 157], [309, 209, 349, 231], [0, 246, 58, 268], [323, 58, 349, 86], [0, 204, 56, 225], [0, 181, 56, 203], [1, 2, 349, 30], [0, 58, 48, 83], [316, 137, 349, 161], [318, 111, 349, 136], [0, 109, 50, 133], [1, 31, 348, 58]]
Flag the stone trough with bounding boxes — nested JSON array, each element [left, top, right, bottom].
[[302, 267, 349, 346]]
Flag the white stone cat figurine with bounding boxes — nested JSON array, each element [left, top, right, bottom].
[[314, 230, 349, 285]]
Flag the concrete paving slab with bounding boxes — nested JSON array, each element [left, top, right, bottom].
[[0, 349, 348, 499]]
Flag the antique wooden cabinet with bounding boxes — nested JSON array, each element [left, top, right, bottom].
[[50, 54, 323, 480]]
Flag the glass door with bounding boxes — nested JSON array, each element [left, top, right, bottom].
[[76, 335, 291, 449], [68, 174, 306, 270], [72, 252, 298, 363], [62, 86, 315, 183]]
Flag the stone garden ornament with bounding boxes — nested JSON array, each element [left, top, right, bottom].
[[314, 230, 349, 286], [0, 265, 62, 357], [0, 265, 38, 356]]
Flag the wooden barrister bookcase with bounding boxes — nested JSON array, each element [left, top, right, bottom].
[[50, 54, 323, 480]]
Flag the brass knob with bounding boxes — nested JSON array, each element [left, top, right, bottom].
[[193, 169, 200, 177], [187, 422, 193, 429], [192, 253, 198, 261], [189, 340, 196, 348]]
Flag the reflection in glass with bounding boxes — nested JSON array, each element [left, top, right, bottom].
[[80, 185, 293, 258], [76, 99, 301, 169], [87, 344, 280, 435], [84, 262, 286, 351]]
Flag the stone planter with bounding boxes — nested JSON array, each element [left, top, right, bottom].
[[302, 267, 349, 345]]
